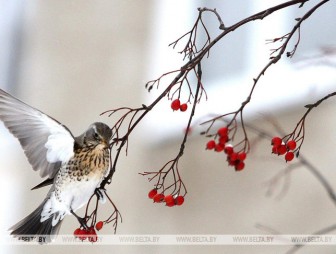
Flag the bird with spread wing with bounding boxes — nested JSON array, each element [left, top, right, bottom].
[[0, 89, 112, 243]]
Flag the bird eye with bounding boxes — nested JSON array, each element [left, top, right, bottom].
[[94, 132, 100, 140]]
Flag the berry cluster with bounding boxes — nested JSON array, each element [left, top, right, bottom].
[[271, 136, 297, 162], [148, 188, 185, 207], [73, 221, 104, 243], [171, 99, 188, 112], [206, 126, 247, 171]]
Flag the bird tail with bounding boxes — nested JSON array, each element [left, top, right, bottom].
[[9, 199, 63, 244]]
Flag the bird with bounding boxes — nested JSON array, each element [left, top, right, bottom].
[[0, 88, 112, 243]]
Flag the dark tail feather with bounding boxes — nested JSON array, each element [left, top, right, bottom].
[[9, 200, 63, 244]]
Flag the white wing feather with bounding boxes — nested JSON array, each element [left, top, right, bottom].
[[43, 115, 74, 164], [0, 89, 74, 178]]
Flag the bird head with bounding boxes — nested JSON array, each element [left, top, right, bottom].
[[82, 122, 112, 148]]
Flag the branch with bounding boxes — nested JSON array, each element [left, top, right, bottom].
[[246, 118, 336, 206], [92, 0, 332, 234], [100, 69, 188, 188], [274, 91, 336, 158], [247, 120, 336, 253], [200, 0, 330, 169], [140, 63, 204, 200]]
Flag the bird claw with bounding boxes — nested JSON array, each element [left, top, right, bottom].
[[78, 217, 89, 230], [71, 210, 89, 230], [95, 188, 107, 204]]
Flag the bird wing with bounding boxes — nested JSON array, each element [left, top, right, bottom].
[[0, 89, 75, 178]]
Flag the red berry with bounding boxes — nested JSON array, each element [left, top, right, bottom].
[[166, 201, 175, 207], [148, 189, 158, 199], [228, 157, 236, 166], [229, 152, 238, 162], [277, 145, 287, 155], [235, 161, 245, 171], [228, 152, 239, 166], [218, 135, 228, 145], [88, 226, 96, 235], [285, 151, 295, 162], [74, 228, 81, 236], [171, 99, 181, 111], [164, 194, 174, 204], [217, 127, 228, 137], [88, 227, 98, 243], [272, 136, 282, 147], [215, 143, 224, 152], [180, 103, 188, 112], [286, 140, 297, 151], [95, 221, 104, 231], [78, 229, 87, 241], [206, 140, 216, 150], [153, 193, 165, 203], [238, 152, 247, 161], [175, 196, 184, 206], [272, 145, 278, 154], [224, 145, 234, 155]]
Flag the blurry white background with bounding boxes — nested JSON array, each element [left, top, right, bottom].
[[0, 1, 336, 253]]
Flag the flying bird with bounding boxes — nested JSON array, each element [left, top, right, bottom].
[[0, 89, 112, 243]]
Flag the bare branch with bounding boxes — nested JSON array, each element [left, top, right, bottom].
[[140, 63, 204, 200], [88, 0, 332, 234]]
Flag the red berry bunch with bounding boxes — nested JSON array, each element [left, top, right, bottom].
[[206, 126, 247, 171], [206, 127, 228, 152], [74, 224, 101, 242], [171, 99, 188, 112], [148, 188, 185, 207], [227, 150, 247, 171], [271, 136, 297, 162]]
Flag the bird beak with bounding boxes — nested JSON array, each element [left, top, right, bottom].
[[102, 139, 109, 148]]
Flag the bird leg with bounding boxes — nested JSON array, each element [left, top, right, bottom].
[[71, 210, 89, 230], [95, 188, 106, 203]]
